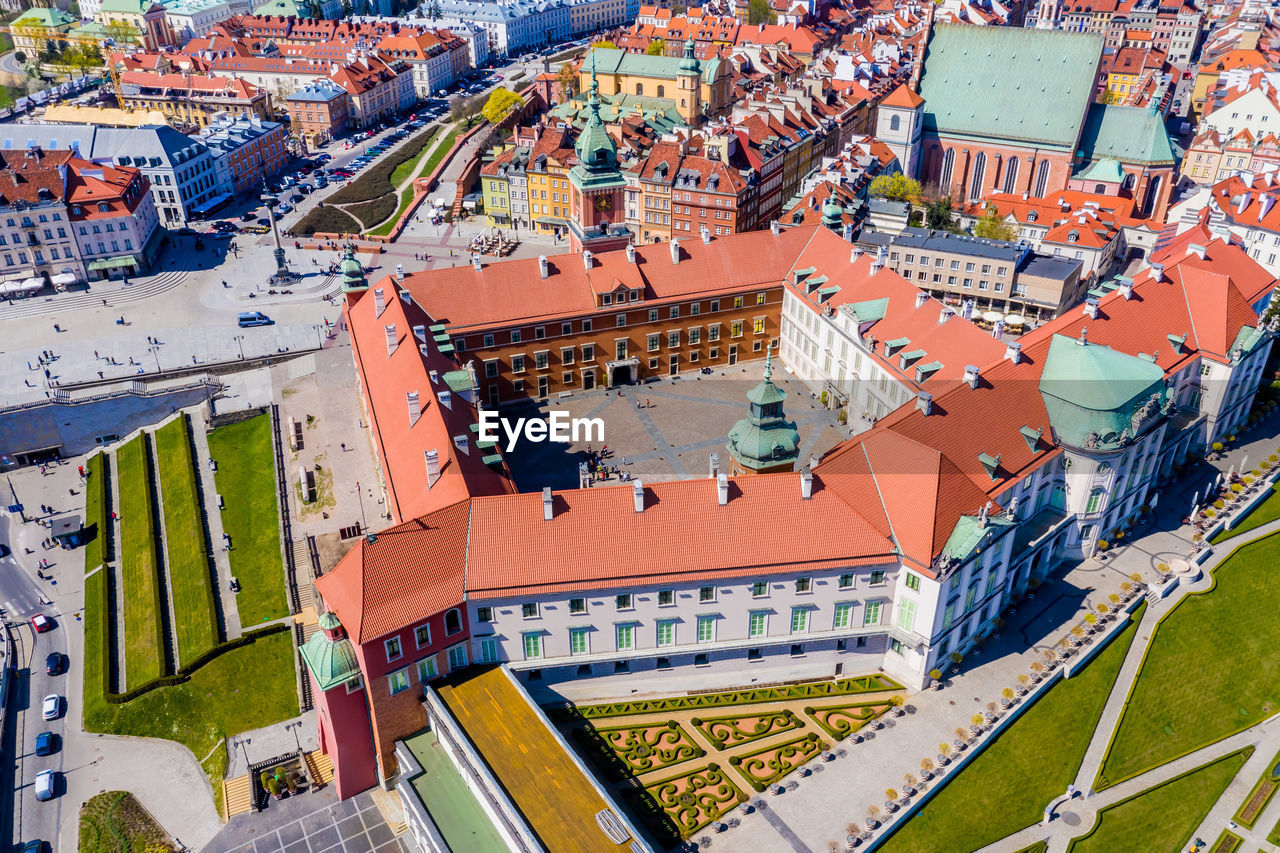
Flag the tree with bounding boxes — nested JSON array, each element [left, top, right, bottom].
[[867, 173, 922, 202], [973, 205, 1018, 241], [644, 38, 666, 56], [556, 61, 577, 99], [747, 0, 777, 25], [104, 20, 139, 45], [592, 39, 617, 49], [425, 0, 441, 19], [13, 51, 25, 66], [925, 196, 954, 230], [481, 87, 522, 125]]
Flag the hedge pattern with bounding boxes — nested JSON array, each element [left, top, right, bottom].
[[632, 763, 745, 843], [1233, 746, 1280, 828], [83, 452, 111, 571], [558, 674, 902, 720], [692, 710, 802, 750], [154, 416, 219, 664], [727, 732, 827, 792], [115, 435, 167, 689], [595, 721, 704, 775], [804, 701, 897, 740]]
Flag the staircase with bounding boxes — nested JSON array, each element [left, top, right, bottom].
[[305, 750, 334, 787], [223, 774, 254, 818], [290, 539, 312, 614]]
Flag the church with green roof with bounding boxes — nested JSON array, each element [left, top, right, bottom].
[[900, 24, 1177, 222]]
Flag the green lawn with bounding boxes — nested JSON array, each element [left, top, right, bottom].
[[79, 791, 172, 853], [83, 569, 110, 715], [420, 126, 461, 178], [153, 417, 219, 664], [1097, 533, 1280, 788], [84, 629, 299, 802], [83, 452, 110, 572], [1211, 483, 1280, 544], [208, 415, 287, 625], [1069, 749, 1250, 853], [115, 436, 166, 689], [369, 126, 450, 236], [879, 606, 1143, 853]]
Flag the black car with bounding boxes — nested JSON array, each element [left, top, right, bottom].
[[45, 653, 64, 676], [21, 840, 47, 853], [240, 211, 256, 222], [290, 193, 304, 203]]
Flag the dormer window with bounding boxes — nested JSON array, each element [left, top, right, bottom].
[[98, 203, 110, 213], [1068, 230, 1079, 243]]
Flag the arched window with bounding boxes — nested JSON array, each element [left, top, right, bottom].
[[1002, 157, 1019, 194], [445, 609, 462, 635], [1094, 183, 1106, 193], [889, 114, 901, 132], [1122, 172, 1136, 190], [1034, 160, 1051, 197], [939, 148, 955, 192], [681, 98, 686, 107], [1142, 175, 1163, 216], [1086, 488, 1105, 514], [968, 152, 986, 201], [657, 85, 665, 97], [635, 83, 643, 95]]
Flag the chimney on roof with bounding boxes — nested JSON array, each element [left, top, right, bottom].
[[1237, 192, 1252, 215], [439, 389, 452, 409], [700, 225, 711, 244], [412, 324, 426, 343], [716, 472, 729, 505], [542, 486, 554, 520], [583, 249, 594, 270], [771, 220, 781, 235], [914, 291, 928, 309], [1260, 194, 1276, 221], [1005, 341, 1022, 364], [1083, 296, 1099, 319], [399, 286, 410, 304], [1187, 242, 1207, 259], [538, 255, 548, 278], [1117, 276, 1134, 300], [626, 243, 636, 263], [407, 390, 421, 426], [850, 246, 862, 263], [670, 238, 681, 264], [939, 305, 953, 324], [800, 466, 813, 500], [471, 253, 482, 271], [425, 448, 440, 487], [964, 364, 980, 389], [633, 480, 646, 512], [842, 222, 854, 242], [373, 287, 386, 317], [385, 323, 398, 357], [1149, 261, 1166, 282], [916, 390, 933, 415], [1022, 190, 1029, 200], [709, 451, 720, 478]]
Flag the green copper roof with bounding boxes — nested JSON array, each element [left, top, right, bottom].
[[13, 7, 76, 27], [1038, 333, 1167, 450], [678, 38, 701, 74], [917, 25, 1103, 150], [941, 512, 1015, 563], [846, 297, 889, 324], [299, 621, 360, 691], [98, 0, 153, 14], [585, 46, 721, 86], [821, 195, 844, 229], [1077, 105, 1175, 166], [1230, 325, 1265, 360], [570, 57, 625, 192], [340, 246, 366, 292], [728, 352, 799, 472], [1075, 157, 1126, 184], [443, 369, 472, 393]]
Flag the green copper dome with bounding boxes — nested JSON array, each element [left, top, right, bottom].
[[570, 57, 625, 192], [679, 39, 701, 74], [340, 246, 366, 292], [299, 614, 361, 691], [821, 195, 844, 229], [1038, 333, 1167, 451], [727, 352, 800, 472]]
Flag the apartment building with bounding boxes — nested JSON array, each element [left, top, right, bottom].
[[197, 113, 288, 197], [67, 159, 160, 280], [117, 71, 270, 129], [285, 79, 353, 149]]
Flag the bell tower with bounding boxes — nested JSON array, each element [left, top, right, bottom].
[[676, 38, 702, 128]]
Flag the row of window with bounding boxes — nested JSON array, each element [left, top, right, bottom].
[[509, 572, 899, 621], [383, 610, 463, 661], [518, 601, 887, 660], [386, 644, 469, 695], [891, 253, 1007, 276]]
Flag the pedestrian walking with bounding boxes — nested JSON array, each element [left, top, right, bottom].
[[97, 371, 103, 379], [94, 350, 99, 359], [646, 398, 651, 408]]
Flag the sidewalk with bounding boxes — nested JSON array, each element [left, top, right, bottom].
[[189, 409, 243, 640]]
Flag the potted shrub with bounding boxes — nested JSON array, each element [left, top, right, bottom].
[[1212, 441, 1224, 452], [1096, 540, 1110, 552], [920, 758, 935, 779], [903, 773, 917, 795], [1017, 674, 1030, 694], [1030, 661, 1044, 682], [970, 714, 985, 735], [866, 805, 881, 829], [937, 743, 951, 764], [1001, 687, 1015, 708], [884, 789, 899, 811], [928, 668, 943, 690]]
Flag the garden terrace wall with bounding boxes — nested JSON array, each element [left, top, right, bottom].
[[115, 434, 168, 689], [153, 415, 219, 664], [83, 451, 112, 572]]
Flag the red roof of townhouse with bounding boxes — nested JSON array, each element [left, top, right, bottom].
[[65, 159, 148, 218], [120, 70, 261, 99], [342, 275, 514, 527]]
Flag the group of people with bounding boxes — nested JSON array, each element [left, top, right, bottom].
[[583, 445, 629, 482]]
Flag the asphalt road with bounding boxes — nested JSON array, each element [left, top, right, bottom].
[[0, 513, 66, 853]]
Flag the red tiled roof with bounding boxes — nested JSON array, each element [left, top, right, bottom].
[[315, 502, 471, 644], [880, 82, 922, 108]]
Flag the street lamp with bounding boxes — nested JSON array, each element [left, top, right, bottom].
[[148, 344, 161, 373]]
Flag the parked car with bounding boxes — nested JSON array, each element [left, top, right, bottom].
[[29, 614, 52, 633], [277, 202, 294, 214], [34, 732, 56, 756], [40, 694, 60, 721], [237, 311, 273, 327], [290, 193, 304, 203], [21, 840, 48, 853], [240, 211, 257, 222], [44, 653, 63, 676], [34, 770, 55, 801]]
